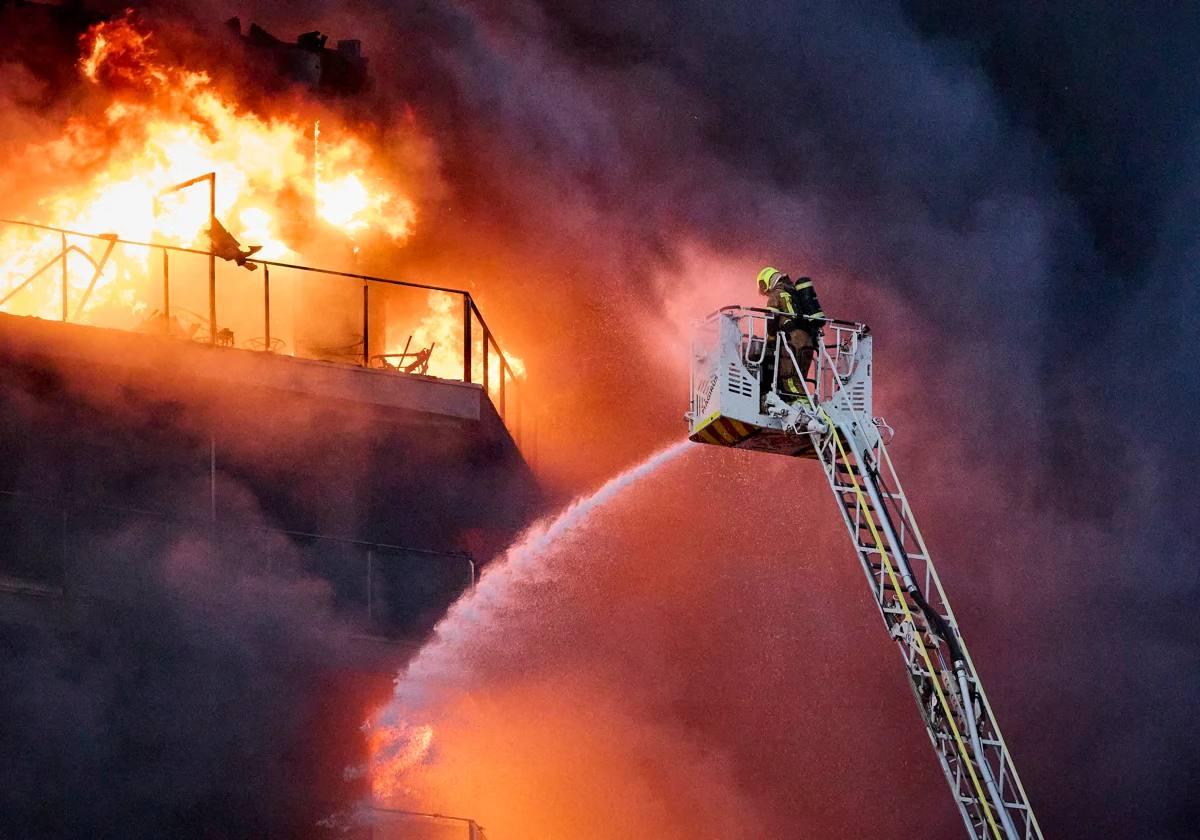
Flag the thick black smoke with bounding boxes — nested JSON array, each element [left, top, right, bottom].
[[1, 530, 354, 836], [3, 0, 1196, 837], [265, 1, 1191, 836], [0, 352, 364, 836]]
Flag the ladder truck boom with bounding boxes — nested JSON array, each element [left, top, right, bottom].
[[685, 306, 1042, 840]]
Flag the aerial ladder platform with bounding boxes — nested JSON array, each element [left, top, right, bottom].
[[686, 306, 1043, 840]]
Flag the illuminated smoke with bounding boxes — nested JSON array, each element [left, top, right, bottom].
[[0, 13, 449, 359], [386, 439, 690, 709], [0, 1, 1193, 837], [364, 440, 796, 839], [365, 440, 690, 819]]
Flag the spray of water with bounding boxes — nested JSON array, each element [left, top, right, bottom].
[[382, 439, 691, 714]]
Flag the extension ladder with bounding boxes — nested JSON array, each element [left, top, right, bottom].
[[686, 306, 1045, 839], [814, 401, 1042, 840]]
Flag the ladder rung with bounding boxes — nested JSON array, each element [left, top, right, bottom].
[[854, 518, 880, 535], [839, 497, 875, 514]]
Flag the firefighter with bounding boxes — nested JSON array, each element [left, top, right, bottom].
[[756, 266, 825, 399]]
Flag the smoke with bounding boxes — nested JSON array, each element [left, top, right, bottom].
[[0, 329, 383, 835], [371, 441, 706, 836], [395, 440, 689, 700], [372, 445, 970, 838], [1, 532, 355, 836], [0, 309, 535, 834], [0, 0, 1195, 838], [303, 1, 1191, 837]]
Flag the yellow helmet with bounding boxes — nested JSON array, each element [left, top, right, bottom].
[[757, 266, 783, 294]]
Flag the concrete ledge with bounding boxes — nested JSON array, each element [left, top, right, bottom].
[[0, 312, 485, 422]]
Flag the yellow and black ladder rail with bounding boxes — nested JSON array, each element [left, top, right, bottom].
[[864, 437, 1041, 840], [814, 416, 1043, 840]]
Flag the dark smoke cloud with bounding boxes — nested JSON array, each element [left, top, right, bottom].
[[220, 0, 1073, 478], [2, 0, 1196, 837], [0, 509, 360, 836], [0, 325, 527, 834], [282, 1, 1190, 836]]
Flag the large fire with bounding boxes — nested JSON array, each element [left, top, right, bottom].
[[50, 15, 406, 265], [0, 14, 525, 386]]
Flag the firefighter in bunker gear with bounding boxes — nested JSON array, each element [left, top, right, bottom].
[[756, 267, 825, 399]]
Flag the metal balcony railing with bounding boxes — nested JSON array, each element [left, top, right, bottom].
[[369, 808, 489, 840], [691, 305, 870, 411], [0, 218, 529, 451]]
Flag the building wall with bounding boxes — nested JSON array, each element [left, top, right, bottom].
[[0, 313, 539, 640], [0, 314, 540, 836]]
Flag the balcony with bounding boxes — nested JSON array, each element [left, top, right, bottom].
[[0, 218, 530, 451]]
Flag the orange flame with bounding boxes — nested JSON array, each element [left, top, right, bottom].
[[2, 16, 413, 333], [384, 290, 525, 391], [79, 11, 170, 89], [315, 119, 416, 240], [1, 13, 524, 391]]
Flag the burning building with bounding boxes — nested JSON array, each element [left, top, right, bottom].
[[2, 0, 1184, 838], [0, 6, 537, 837]]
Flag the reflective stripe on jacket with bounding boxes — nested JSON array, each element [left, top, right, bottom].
[[768, 277, 824, 332]]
